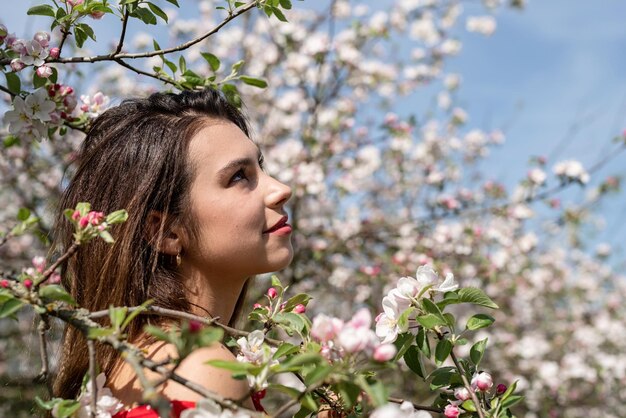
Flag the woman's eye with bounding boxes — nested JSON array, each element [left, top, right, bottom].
[[229, 168, 247, 184]]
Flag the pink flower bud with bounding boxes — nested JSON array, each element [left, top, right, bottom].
[[267, 287, 278, 299], [496, 383, 507, 395], [89, 11, 105, 19], [71, 210, 81, 220], [33, 31, 50, 48], [471, 372, 493, 392], [454, 387, 471, 401], [293, 304, 306, 314], [49, 47, 60, 59], [253, 303, 262, 309], [87, 211, 104, 225], [10, 58, 25, 72], [36, 65, 53, 79], [23, 279, 33, 289], [67, 0, 84, 7], [188, 320, 202, 333], [444, 404, 461, 418], [32, 256, 46, 273], [48, 272, 61, 284], [0, 279, 9, 288], [372, 344, 396, 362], [79, 216, 89, 228]]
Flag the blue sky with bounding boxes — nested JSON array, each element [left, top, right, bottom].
[[4, 0, 626, 256]]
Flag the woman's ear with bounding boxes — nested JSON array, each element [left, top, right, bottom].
[[145, 211, 185, 256]]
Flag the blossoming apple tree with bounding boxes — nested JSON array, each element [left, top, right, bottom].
[[1, 0, 625, 417]]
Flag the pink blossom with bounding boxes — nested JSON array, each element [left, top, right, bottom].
[[48, 272, 61, 284], [79, 216, 89, 228], [32, 256, 46, 273], [67, 0, 84, 7], [89, 10, 105, 19], [454, 387, 471, 401], [496, 383, 507, 395], [373, 344, 397, 361], [311, 314, 344, 342], [71, 210, 81, 220], [293, 304, 306, 313], [36, 64, 53, 79], [471, 372, 493, 392], [87, 211, 104, 225], [49, 47, 60, 59], [0, 279, 9, 288], [444, 404, 461, 418], [10, 59, 25, 72], [267, 287, 277, 298], [33, 31, 50, 48], [188, 320, 202, 333], [23, 279, 33, 289]]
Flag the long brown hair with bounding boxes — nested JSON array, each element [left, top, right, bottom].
[[52, 88, 250, 400]]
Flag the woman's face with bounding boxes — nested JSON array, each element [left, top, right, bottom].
[[183, 121, 293, 281]]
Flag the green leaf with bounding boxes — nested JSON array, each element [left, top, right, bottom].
[[355, 375, 387, 407], [27, 4, 56, 17], [279, 352, 323, 369], [403, 345, 425, 378], [273, 342, 300, 359], [466, 313, 495, 331], [201, 52, 221, 72], [304, 364, 333, 386], [461, 400, 477, 412], [269, 383, 301, 399], [434, 338, 452, 365], [52, 400, 80, 418], [178, 56, 187, 74], [109, 306, 127, 330], [422, 298, 445, 317], [274, 312, 305, 336], [87, 327, 115, 339], [133, 7, 157, 25], [74, 25, 87, 48], [272, 6, 288, 22], [121, 300, 152, 330], [416, 313, 447, 329], [39, 285, 77, 306], [164, 59, 177, 74], [17, 208, 31, 221], [279, 0, 292, 9], [5, 72, 21, 95], [470, 338, 488, 365], [500, 379, 518, 401], [336, 381, 361, 409], [501, 395, 524, 409], [282, 293, 311, 312], [33, 72, 47, 89], [144, 325, 170, 341], [105, 209, 128, 224], [3, 135, 20, 148], [428, 366, 460, 390], [165, 0, 179, 6], [77, 23, 96, 41], [147, 2, 168, 22], [416, 327, 431, 358], [205, 359, 254, 373], [437, 291, 460, 309], [98, 230, 115, 243], [0, 299, 24, 318], [457, 287, 499, 309], [393, 332, 414, 360]]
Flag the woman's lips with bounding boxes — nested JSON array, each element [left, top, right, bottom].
[[264, 216, 292, 235]]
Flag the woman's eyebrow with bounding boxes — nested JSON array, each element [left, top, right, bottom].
[[217, 150, 263, 179]]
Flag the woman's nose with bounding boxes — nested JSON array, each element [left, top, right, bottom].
[[265, 175, 292, 208]]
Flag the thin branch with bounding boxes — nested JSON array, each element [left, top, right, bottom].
[[35, 315, 53, 397], [0, 84, 16, 98], [88, 305, 283, 346], [449, 349, 485, 418], [35, 242, 80, 287], [87, 340, 98, 418], [113, 8, 131, 56], [114, 58, 179, 87], [388, 397, 442, 413]]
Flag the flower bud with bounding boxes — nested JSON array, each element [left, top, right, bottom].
[[10, 58, 25, 72], [267, 287, 278, 299], [0, 279, 9, 288], [372, 344, 396, 362], [32, 256, 46, 273], [293, 304, 306, 314], [496, 383, 507, 395], [253, 303, 263, 309], [454, 387, 471, 401], [188, 320, 202, 334], [24, 279, 33, 289], [79, 216, 90, 228], [471, 372, 493, 392], [36, 65, 53, 79], [444, 404, 460, 418], [71, 210, 81, 220], [89, 11, 105, 19], [67, 0, 84, 7], [48, 272, 61, 284], [49, 47, 60, 59], [33, 31, 50, 48]]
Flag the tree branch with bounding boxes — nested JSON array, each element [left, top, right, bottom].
[[35, 242, 80, 287], [114, 58, 178, 87], [87, 340, 98, 418], [34, 315, 53, 397], [112, 8, 131, 56]]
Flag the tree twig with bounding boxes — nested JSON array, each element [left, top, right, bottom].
[[449, 349, 485, 418], [35, 315, 53, 397], [87, 340, 98, 418], [35, 242, 80, 287], [112, 8, 130, 56], [114, 58, 178, 87]]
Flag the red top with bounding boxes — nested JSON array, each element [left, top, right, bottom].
[[113, 392, 266, 417]]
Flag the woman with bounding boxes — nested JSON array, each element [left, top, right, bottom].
[[52, 88, 293, 415]]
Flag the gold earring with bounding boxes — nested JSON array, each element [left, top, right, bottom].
[[176, 251, 182, 267]]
